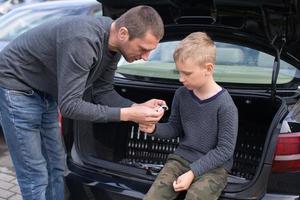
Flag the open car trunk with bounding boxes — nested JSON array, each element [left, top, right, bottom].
[[68, 83, 287, 196]]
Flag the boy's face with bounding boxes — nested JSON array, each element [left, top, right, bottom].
[[176, 58, 211, 90]]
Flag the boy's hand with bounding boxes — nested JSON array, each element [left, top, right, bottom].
[[139, 123, 156, 134], [138, 102, 168, 133], [173, 170, 195, 192]]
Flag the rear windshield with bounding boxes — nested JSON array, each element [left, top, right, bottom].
[[117, 41, 299, 86]]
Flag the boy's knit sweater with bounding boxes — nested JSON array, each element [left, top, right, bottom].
[[154, 86, 238, 176]]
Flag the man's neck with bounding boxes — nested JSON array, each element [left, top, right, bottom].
[[108, 22, 118, 53]]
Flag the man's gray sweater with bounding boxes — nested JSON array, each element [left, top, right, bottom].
[[0, 16, 133, 122], [154, 86, 238, 176]]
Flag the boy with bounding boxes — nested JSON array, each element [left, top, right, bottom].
[[140, 32, 238, 200]]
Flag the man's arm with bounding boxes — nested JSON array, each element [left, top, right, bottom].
[[93, 82, 134, 108], [57, 36, 120, 122], [92, 54, 134, 108], [57, 37, 164, 124]]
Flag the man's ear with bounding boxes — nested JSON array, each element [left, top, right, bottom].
[[118, 27, 129, 41]]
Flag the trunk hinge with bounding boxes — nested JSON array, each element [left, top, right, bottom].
[[271, 21, 286, 102], [261, 6, 287, 101]]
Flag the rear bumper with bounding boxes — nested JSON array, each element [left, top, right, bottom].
[[65, 158, 299, 200], [65, 158, 146, 200], [65, 171, 144, 200], [65, 169, 300, 200]]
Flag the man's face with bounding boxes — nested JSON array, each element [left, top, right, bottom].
[[119, 31, 159, 63], [176, 58, 209, 90]]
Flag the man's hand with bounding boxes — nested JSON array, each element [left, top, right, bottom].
[[173, 170, 195, 192], [133, 99, 166, 109], [120, 105, 164, 124]]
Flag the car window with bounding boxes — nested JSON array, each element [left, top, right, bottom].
[[117, 41, 298, 85]]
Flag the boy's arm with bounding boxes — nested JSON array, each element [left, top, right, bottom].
[[189, 104, 239, 177]]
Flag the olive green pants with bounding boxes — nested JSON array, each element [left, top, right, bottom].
[[144, 154, 228, 200]]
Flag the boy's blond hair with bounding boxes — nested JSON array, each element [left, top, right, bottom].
[[173, 32, 216, 66]]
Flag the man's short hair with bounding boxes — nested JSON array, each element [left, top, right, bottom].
[[115, 6, 164, 40], [173, 32, 216, 66]]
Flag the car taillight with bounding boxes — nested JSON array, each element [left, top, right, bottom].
[[272, 133, 300, 173], [58, 111, 63, 135]]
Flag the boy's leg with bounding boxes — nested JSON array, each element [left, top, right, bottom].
[[40, 95, 65, 200], [144, 154, 189, 200], [185, 167, 228, 200], [0, 87, 48, 200]]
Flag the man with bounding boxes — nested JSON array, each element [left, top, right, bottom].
[[0, 5, 164, 200]]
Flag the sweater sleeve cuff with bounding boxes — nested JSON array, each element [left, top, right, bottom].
[[106, 107, 121, 122], [151, 123, 161, 136], [189, 162, 201, 177]]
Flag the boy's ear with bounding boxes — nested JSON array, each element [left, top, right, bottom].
[[205, 62, 214, 74], [118, 27, 129, 41]]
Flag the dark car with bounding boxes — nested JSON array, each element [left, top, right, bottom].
[[64, 0, 300, 199]]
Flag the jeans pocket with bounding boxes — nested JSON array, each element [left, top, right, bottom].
[[9, 89, 34, 96]]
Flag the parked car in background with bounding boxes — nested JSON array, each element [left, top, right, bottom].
[[0, 0, 48, 15], [0, 0, 102, 50], [63, 0, 300, 199], [0, 0, 15, 15]]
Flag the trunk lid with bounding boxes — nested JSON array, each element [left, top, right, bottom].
[[98, 0, 300, 63], [98, 0, 300, 98]]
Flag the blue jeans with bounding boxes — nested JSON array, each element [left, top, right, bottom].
[[0, 86, 65, 200]]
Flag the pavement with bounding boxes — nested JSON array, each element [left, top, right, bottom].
[[0, 133, 22, 200]]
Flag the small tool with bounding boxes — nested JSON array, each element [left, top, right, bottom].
[[156, 104, 168, 112]]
